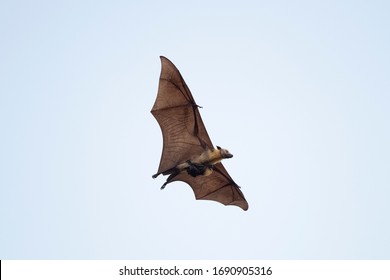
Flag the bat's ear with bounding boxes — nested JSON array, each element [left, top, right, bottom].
[[216, 146, 221, 150]]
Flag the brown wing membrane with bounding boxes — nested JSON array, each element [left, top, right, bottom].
[[151, 56, 249, 211], [151, 56, 213, 174], [170, 163, 248, 210]]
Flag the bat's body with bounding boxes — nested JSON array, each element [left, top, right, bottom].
[[151, 56, 248, 211], [178, 146, 233, 176], [153, 146, 233, 187]]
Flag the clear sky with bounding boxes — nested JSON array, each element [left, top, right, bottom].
[[1, 0, 389, 259]]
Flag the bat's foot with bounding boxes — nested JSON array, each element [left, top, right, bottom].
[[158, 169, 179, 190], [160, 182, 168, 190], [152, 173, 160, 179]]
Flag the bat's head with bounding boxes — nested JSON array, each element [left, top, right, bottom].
[[216, 146, 233, 159]]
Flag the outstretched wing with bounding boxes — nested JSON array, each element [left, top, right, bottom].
[[170, 163, 248, 210], [151, 56, 248, 211], [151, 56, 212, 174]]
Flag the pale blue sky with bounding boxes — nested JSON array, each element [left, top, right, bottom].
[[1, 0, 389, 259]]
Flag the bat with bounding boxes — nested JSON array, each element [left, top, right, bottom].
[[151, 56, 248, 211]]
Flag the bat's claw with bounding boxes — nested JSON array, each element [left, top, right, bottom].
[[152, 173, 160, 179], [160, 180, 170, 190]]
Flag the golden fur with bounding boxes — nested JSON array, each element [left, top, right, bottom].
[[177, 146, 233, 176]]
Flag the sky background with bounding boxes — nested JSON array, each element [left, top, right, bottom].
[[1, 0, 389, 259]]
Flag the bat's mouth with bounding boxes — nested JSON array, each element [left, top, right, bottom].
[[225, 153, 233, 159]]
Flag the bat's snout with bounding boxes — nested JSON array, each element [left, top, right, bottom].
[[225, 153, 233, 159]]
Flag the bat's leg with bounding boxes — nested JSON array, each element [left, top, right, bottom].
[[160, 169, 180, 190], [160, 181, 169, 190], [153, 166, 178, 178]]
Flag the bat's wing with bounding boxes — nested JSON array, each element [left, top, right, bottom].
[[151, 56, 248, 211], [151, 56, 213, 173], [171, 163, 249, 210]]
